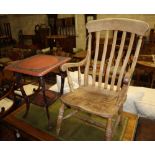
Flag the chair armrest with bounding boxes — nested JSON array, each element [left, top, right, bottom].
[[60, 57, 88, 92], [123, 72, 131, 85], [61, 58, 87, 72], [116, 84, 128, 108], [116, 72, 131, 107]]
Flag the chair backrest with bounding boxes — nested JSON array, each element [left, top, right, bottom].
[[0, 73, 14, 117], [83, 18, 149, 91]]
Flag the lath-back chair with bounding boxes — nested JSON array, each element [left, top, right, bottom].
[[56, 18, 149, 140], [0, 70, 15, 117]]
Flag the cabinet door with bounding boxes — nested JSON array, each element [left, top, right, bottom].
[[48, 14, 57, 35]]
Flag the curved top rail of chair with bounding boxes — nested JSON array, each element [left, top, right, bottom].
[[86, 18, 149, 36]]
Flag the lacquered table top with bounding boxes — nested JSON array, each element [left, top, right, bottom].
[[5, 54, 70, 76]]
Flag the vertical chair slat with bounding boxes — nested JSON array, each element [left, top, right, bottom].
[[67, 69, 74, 92], [116, 33, 135, 90], [84, 33, 92, 86], [92, 32, 100, 86], [98, 30, 109, 88], [104, 30, 118, 89], [110, 31, 126, 90], [129, 36, 143, 79]]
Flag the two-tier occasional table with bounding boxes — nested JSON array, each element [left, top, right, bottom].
[[5, 54, 70, 128]]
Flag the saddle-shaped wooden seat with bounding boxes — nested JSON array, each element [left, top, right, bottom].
[[61, 86, 119, 117]]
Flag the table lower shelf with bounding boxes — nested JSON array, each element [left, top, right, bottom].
[[32, 90, 60, 107]]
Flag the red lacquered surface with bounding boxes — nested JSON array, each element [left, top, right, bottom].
[[5, 54, 70, 76]]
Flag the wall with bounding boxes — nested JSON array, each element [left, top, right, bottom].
[[75, 14, 155, 50], [1, 14, 155, 50], [75, 14, 86, 50], [0, 14, 84, 49], [2, 15, 48, 40], [1, 14, 74, 41], [98, 14, 155, 37], [57, 14, 74, 18], [97, 14, 155, 28], [9, 14, 77, 40]]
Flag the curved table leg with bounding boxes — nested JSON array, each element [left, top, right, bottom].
[[60, 71, 66, 95], [20, 86, 30, 118], [15, 73, 30, 118], [39, 76, 52, 129]]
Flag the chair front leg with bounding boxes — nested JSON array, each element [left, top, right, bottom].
[[118, 105, 123, 126], [56, 102, 65, 136], [105, 118, 112, 141]]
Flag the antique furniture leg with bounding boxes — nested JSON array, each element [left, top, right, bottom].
[[105, 118, 112, 141], [39, 76, 51, 129], [15, 73, 30, 118], [60, 71, 66, 95], [56, 103, 65, 136], [118, 106, 123, 126], [56, 70, 67, 135]]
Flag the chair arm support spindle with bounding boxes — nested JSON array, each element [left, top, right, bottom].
[[123, 72, 131, 85], [61, 58, 87, 72]]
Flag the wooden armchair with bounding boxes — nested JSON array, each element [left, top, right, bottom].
[[0, 76, 14, 117], [56, 18, 149, 140]]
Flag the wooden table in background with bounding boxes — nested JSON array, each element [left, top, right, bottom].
[[5, 54, 70, 128], [46, 35, 67, 48]]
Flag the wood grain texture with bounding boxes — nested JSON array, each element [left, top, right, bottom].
[[86, 18, 149, 35], [5, 55, 71, 77], [57, 18, 149, 140], [104, 30, 118, 89]]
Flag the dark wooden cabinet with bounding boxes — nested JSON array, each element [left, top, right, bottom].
[[17, 15, 76, 53], [47, 14, 57, 35], [46, 16, 76, 53], [0, 23, 13, 48]]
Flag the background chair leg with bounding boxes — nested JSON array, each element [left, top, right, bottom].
[[105, 118, 112, 141], [56, 103, 65, 136]]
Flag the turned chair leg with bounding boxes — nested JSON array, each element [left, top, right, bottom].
[[119, 113, 123, 127], [56, 103, 65, 136], [105, 118, 112, 141], [118, 107, 123, 126]]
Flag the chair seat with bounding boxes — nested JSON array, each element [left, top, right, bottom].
[[61, 86, 120, 118], [0, 97, 13, 112], [0, 57, 12, 65], [14, 84, 38, 96]]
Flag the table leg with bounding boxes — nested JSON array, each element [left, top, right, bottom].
[[39, 76, 51, 129], [60, 71, 66, 95], [15, 73, 30, 118]]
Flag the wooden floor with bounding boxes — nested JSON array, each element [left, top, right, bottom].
[[135, 117, 155, 141]]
